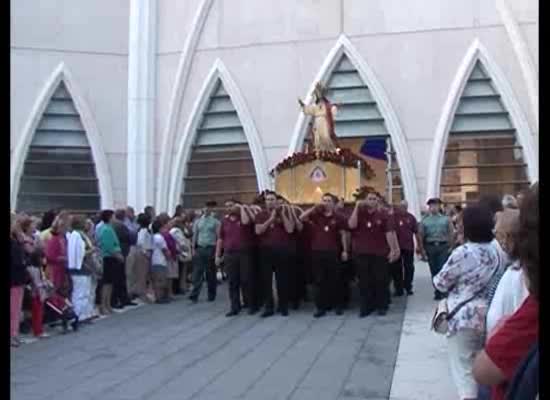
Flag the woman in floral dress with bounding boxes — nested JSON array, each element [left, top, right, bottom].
[[434, 205, 505, 400]]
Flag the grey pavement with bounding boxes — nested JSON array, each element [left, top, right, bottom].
[[390, 261, 456, 400], [11, 285, 406, 400]]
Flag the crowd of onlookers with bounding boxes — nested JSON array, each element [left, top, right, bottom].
[[10, 184, 538, 399], [430, 185, 538, 400], [10, 205, 199, 346]]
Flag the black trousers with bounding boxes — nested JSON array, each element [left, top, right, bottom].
[[311, 251, 344, 311], [355, 254, 390, 312], [104, 256, 129, 307], [225, 250, 253, 312], [389, 256, 404, 295], [401, 249, 415, 292], [249, 246, 263, 310], [288, 249, 306, 306], [260, 247, 290, 312]]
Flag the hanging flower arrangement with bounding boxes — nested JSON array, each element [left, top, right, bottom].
[[271, 148, 375, 179]]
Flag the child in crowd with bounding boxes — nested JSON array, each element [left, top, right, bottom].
[[151, 219, 170, 304], [26, 250, 52, 339]]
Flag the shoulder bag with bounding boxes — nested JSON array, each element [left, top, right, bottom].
[[431, 254, 501, 335]]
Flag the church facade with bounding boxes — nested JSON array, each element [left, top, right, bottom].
[[10, 0, 538, 216]]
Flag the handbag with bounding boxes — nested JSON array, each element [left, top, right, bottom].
[[82, 250, 103, 278], [431, 255, 501, 335]]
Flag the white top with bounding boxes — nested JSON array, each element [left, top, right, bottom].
[[152, 233, 168, 267], [67, 231, 85, 270], [137, 228, 153, 255], [485, 263, 529, 338]]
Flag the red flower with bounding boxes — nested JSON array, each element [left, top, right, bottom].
[[271, 149, 375, 180]]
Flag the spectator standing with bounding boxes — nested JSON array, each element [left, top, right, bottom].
[[26, 249, 50, 338], [96, 210, 124, 315], [11, 213, 28, 347], [473, 183, 539, 400], [151, 219, 170, 303], [67, 215, 96, 321], [111, 209, 135, 308], [433, 205, 502, 400], [45, 217, 69, 293], [170, 217, 192, 295], [130, 213, 153, 302]]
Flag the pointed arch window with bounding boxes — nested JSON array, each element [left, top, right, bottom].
[[17, 81, 100, 214], [440, 61, 530, 205], [303, 54, 404, 203], [181, 79, 258, 208]]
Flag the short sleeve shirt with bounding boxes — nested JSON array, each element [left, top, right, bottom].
[[351, 208, 393, 256], [152, 233, 168, 267], [255, 210, 291, 249], [220, 215, 252, 252], [394, 210, 418, 251], [421, 214, 451, 243], [308, 211, 347, 252], [193, 215, 220, 247], [485, 295, 539, 400]]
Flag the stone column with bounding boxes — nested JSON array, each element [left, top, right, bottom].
[[127, 0, 156, 212]]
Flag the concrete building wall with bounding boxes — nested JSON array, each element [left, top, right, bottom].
[[10, 0, 130, 207], [159, 0, 538, 211], [11, 0, 538, 213]]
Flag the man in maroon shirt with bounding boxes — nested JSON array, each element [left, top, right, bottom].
[[348, 191, 400, 317], [255, 191, 295, 317], [300, 193, 349, 318], [391, 200, 423, 296], [215, 199, 255, 317]]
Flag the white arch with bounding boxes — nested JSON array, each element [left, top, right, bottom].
[[288, 34, 420, 217], [496, 0, 539, 134], [426, 39, 538, 201], [156, 0, 215, 212], [10, 62, 114, 210], [167, 59, 271, 213]]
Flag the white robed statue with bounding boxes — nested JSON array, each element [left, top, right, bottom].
[[298, 82, 340, 152]]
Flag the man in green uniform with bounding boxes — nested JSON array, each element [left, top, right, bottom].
[[419, 198, 454, 300], [189, 201, 221, 303]]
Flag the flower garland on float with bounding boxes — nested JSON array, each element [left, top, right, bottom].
[[270, 148, 376, 179]]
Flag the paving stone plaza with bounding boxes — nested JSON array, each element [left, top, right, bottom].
[[11, 263, 456, 400]]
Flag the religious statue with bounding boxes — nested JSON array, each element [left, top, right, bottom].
[[298, 82, 340, 152]]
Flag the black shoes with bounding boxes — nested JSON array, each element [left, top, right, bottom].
[[125, 301, 138, 307], [226, 310, 240, 317], [335, 308, 343, 316], [261, 310, 274, 318], [208, 296, 216, 302], [189, 296, 198, 304], [406, 289, 414, 296], [377, 309, 387, 316], [248, 307, 259, 315], [280, 309, 289, 317], [359, 309, 373, 318], [313, 310, 326, 318]]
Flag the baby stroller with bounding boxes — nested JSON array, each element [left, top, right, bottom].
[[44, 290, 79, 334]]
